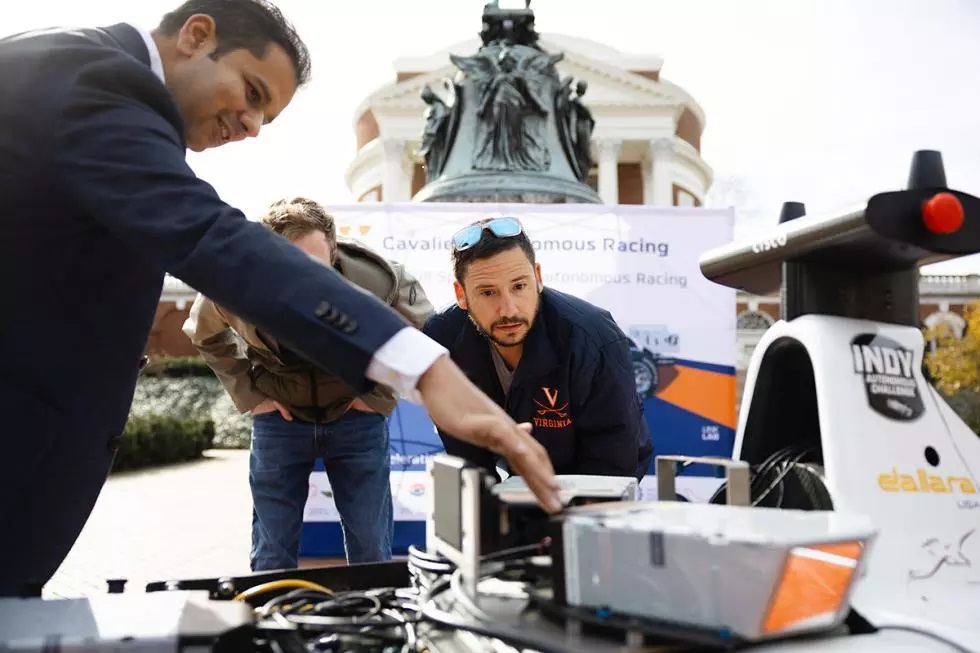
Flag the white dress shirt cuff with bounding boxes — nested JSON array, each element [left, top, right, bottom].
[[365, 327, 447, 404]]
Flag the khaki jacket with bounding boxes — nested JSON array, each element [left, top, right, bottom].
[[181, 239, 435, 423]]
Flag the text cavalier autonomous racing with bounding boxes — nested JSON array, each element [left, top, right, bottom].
[[380, 234, 671, 256]]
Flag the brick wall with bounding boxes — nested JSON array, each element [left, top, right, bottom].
[[145, 302, 195, 357]]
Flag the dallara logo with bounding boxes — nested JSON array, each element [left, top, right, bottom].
[[339, 225, 372, 237], [878, 468, 977, 494]]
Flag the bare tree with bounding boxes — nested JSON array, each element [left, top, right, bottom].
[[705, 175, 770, 238]]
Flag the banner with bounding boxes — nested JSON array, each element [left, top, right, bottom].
[[300, 202, 736, 557]]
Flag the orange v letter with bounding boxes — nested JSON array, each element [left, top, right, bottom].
[[542, 387, 559, 407]]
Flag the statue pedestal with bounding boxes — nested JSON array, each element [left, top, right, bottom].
[[415, 171, 601, 204]]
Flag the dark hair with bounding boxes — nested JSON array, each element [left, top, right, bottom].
[[261, 197, 336, 245], [157, 0, 311, 87], [452, 221, 536, 283]]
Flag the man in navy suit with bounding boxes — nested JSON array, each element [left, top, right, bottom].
[[0, 0, 560, 595]]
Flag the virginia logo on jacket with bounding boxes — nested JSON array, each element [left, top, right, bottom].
[[533, 387, 573, 429]]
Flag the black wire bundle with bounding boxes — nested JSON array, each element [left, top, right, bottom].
[[749, 442, 817, 507], [246, 541, 551, 653], [251, 586, 421, 653], [413, 553, 567, 653], [709, 442, 821, 508]]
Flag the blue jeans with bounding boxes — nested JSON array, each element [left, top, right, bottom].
[[249, 409, 393, 571]]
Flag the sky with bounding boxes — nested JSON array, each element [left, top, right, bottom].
[[5, 0, 980, 274]]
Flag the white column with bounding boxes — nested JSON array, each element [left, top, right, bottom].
[[645, 138, 675, 206], [400, 148, 416, 200], [595, 139, 621, 204], [382, 139, 407, 202]]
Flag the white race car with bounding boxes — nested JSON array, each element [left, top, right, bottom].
[[691, 149, 980, 652]]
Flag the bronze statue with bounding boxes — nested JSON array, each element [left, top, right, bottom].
[[571, 80, 595, 179], [414, 1, 601, 204], [555, 76, 578, 178], [556, 77, 594, 181], [417, 82, 459, 182], [452, 47, 562, 172]]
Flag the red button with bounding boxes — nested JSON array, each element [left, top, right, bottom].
[[922, 192, 964, 234]]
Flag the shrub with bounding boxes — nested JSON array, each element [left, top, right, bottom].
[[142, 356, 216, 378], [130, 375, 223, 422], [128, 363, 253, 452], [924, 302, 980, 397], [112, 415, 215, 473], [210, 392, 254, 450], [116, 356, 253, 473]]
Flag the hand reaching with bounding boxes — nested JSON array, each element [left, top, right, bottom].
[[417, 356, 562, 513]]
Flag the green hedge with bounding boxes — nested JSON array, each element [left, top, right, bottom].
[[112, 414, 215, 473], [130, 372, 252, 450], [142, 355, 216, 378], [113, 356, 252, 474]]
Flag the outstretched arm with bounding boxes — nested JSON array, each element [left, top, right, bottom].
[[52, 55, 562, 513]]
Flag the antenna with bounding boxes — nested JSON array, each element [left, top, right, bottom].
[[907, 150, 947, 190]]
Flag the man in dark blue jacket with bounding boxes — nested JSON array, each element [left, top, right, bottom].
[[0, 0, 560, 594], [423, 217, 654, 481]]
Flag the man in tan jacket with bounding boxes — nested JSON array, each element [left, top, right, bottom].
[[183, 197, 434, 570]]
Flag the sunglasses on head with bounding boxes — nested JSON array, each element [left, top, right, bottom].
[[451, 217, 524, 252]]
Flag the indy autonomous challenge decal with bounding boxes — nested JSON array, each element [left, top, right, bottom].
[[851, 334, 924, 421]]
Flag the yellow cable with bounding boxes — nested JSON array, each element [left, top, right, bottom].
[[232, 578, 333, 602]]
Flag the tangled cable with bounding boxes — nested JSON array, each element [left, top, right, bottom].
[[238, 540, 552, 652], [707, 442, 821, 508], [245, 583, 420, 652], [411, 546, 567, 653]]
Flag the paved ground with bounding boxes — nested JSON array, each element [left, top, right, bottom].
[[44, 450, 342, 599]]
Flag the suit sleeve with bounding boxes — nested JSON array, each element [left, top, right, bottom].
[[390, 261, 435, 329], [422, 314, 501, 480], [52, 58, 410, 393], [181, 294, 267, 413], [572, 338, 652, 480]]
